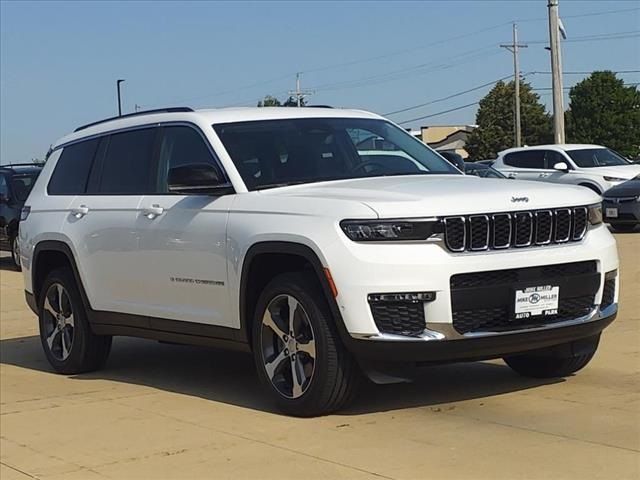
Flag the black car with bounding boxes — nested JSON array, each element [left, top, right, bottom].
[[0, 164, 43, 269], [602, 174, 640, 232], [464, 162, 507, 179]]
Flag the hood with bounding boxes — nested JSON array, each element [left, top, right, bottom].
[[262, 175, 600, 218], [580, 164, 640, 179], [604, 177, 640, 197]]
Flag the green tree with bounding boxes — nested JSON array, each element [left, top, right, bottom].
[[566, 71, 640, 158], [257, 95, 306, 107], [257, 95, 282, 107], [466, 80, 552, 160]]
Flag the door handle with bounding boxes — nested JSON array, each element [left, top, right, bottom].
[[71, 205, 89, 218], [142, 204, 164, 219]]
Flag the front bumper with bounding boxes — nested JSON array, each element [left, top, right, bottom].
[[602, 198, 640, 224], [344, 303, 617, 364]]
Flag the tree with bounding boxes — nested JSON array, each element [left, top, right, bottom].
[[257, 95, 306, 107], [257, 95, 281, 107], [466, 80, 552, 160], [566, 71, 640, 158]]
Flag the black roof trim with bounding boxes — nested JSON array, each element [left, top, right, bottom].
[[306, 105, 334, 108], [74, 107, 194, 133]]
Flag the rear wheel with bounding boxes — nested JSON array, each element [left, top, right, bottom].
[[10, 236, 21, 271], [504, 334, 600, 378], [252, 272, 360, 416], [38, 267, 112, 374]]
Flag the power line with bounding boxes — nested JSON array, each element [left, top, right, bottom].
[[384, 75, 512, 116], [524, 30, 640, 44], [530, 70, 640, 75], [398, 102, 480, 125], [514, 6, 640, 23]]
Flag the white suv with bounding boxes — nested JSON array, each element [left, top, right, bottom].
[[20, 107, 619, 416], [493, 144, 640, 194]]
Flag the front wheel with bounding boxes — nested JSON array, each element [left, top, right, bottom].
[[504, 334, 600, 378], [252, 272, 360, 416], [10, 236, 21, 271]]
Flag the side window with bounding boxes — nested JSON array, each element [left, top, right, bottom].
[[98, 128, 157, 194], [48, 139, 100, 195], [157, 126, 224, 193], [504, 151, 545, 169], [544, 151, 568, 169], [0, 174, 8, 198]]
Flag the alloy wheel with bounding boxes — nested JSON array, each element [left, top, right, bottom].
[[260, 294, 316, 399], [12, 238, 20, 268], [42, 283, 74, 361]]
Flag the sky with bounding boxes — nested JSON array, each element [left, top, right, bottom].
[[1, 0, 638, 163]]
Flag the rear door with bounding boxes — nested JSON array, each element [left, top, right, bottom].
[[136, 124, 235, 327], [63, 127, 158, 315], [501, 150, 547, 181]]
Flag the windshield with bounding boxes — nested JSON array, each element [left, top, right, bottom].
[[566, 148, 630, 168], [213, 118, 459, 190]]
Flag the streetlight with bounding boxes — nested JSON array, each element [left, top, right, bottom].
[[116, 79, 125, 116]]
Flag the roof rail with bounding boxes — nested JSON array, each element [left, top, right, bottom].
[[0, 163, 43, 169], [306, 105, 334, 108], [74, 107, 194, 133]]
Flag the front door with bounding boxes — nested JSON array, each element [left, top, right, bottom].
[[136, 125, 235, 327]]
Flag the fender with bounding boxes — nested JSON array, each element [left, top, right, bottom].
[[31, 240, 92, 311], [238, 241, 349, 346], [578, 182, 602, 195]]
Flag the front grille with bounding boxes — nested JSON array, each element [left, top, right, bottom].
[[450, 261, 599, 334], [452, 294, 594, 334], [370, 302, 425, 336], [450, 260, 596, 289], [443, 206, 589, 252]]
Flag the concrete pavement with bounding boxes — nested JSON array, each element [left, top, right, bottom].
[[1, 233, 639, 479]]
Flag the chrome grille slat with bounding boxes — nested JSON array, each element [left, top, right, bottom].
[[491, 213, 512, 249], [443, 206, 590, 253], [469, 215, 490, 251]]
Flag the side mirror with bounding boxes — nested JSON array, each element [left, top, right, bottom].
[[553, 162, 569, 172], [168, 163, 233, 195]]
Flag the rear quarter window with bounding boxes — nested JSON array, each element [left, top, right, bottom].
[[48, 139, 100, 195]]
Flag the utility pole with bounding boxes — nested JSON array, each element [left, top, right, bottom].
[[501, 24, 527, 147], [288, 72, 313, 107], [116, 79, 125, 116], [548, 0, 565, 143]]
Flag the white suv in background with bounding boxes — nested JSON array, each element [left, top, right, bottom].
[[493, 144, 640, 194], [20, 107, 619, 416]]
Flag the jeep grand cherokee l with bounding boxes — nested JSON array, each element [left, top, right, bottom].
[[20, 107, 619, 416]]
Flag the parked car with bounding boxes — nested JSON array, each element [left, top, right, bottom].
[[493, 144, 640, 194], [0, 164, 42, 269], [20, 107, 619, 416], [602, 174, 640, 232], [437, 151, 465, 171], [464, 162, 507, 179]]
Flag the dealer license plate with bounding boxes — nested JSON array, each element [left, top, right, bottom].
[[514, 285, 559, 319], [606, 207, 618, 218]]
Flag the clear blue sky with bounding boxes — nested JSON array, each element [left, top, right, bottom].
[[1, 0, 638, 163]]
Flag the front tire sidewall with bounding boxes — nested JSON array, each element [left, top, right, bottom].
[[38, 269, 93, 374], [252, 274, 339, 416]]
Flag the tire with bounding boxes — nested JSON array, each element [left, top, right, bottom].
[[504, 334, 600, 379], [38, 267, 112, 374], [610, 224, 637, 233], [9, 236, 21, 271], [252, 272, 360, 417]]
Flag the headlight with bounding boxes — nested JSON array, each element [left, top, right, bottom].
[[340, 219, 442, 241], [588, 204, 603, 225], [603, 176, 626, 182]]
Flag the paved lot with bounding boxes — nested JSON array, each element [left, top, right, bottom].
[[1, 233, 639, 480]]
